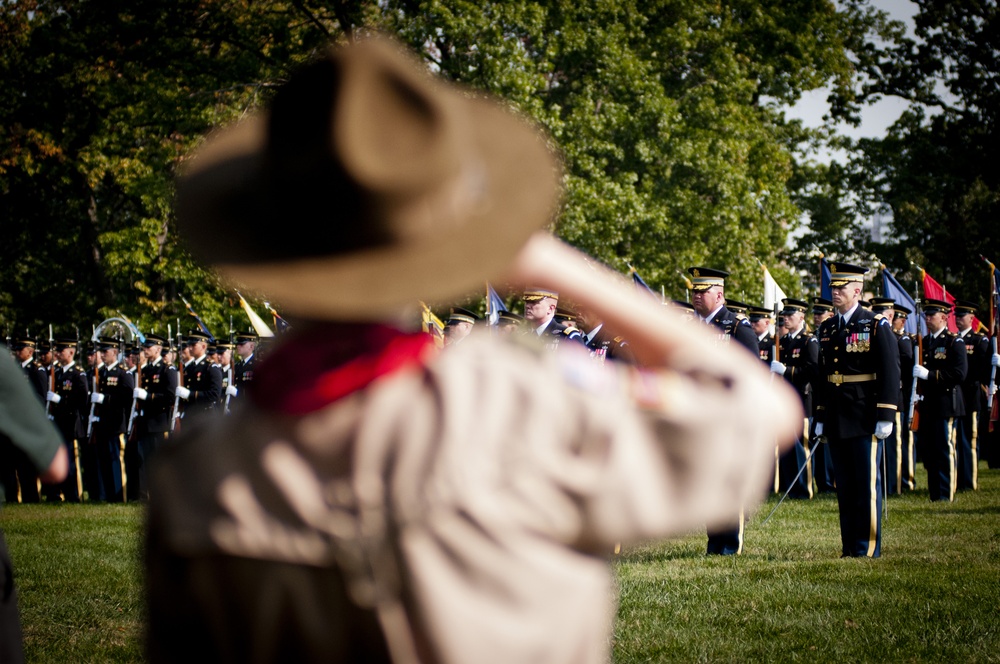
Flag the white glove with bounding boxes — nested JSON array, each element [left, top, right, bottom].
[[225, 385, 238, 397], [47, 391, 61, 404], [175, 386, 191, 400], [89, 414, 100, 424], [992, 353, 1000, 367], [913, 364, 929, 380], [90, 392, 105, 404], [814, 422, 823, 437], [770, 360, 786, 376], [133, 387, 148, 401], [875, 420, 893, 440]]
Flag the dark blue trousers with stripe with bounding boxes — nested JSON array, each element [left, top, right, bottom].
[[921, 417, 957, 502], [829, 435, 883, 558]]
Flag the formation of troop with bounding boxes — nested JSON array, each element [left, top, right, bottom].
[[440, 261, 999, 559], [1, 329, 262, 503], [5, 261, 999, 563]]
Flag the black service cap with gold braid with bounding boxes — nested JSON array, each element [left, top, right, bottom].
[[781, 298, 809, 314], [687, 266, 728, 291], [922, 298, 952, 314], [953, 300, 977, 315], [828, 262, 868, 288], [523, 287, 558, 302], [725, 299, 749, 314], [812, 297, 834, 313], [447, 307, 478, 325]]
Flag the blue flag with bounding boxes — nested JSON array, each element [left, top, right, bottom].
[[486, 283, 507, 325], [820, 258, 831, 300], [180, 295, 216, 342], [881, 268, 925, 336], [630, 267, 659, 301]]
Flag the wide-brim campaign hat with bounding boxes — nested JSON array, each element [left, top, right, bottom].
[[176, 36, 561, 320]]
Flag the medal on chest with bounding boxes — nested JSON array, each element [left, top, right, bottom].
[[847, 332, 870, 353]]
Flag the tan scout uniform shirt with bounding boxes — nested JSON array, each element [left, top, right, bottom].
[[148, 332, 784, 663]]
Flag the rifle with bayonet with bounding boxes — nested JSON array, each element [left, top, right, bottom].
[[225, 315, 235, 415], [908, 294, 924, 432], [45, 324, 55, 419], [170, 324, 183, 432]]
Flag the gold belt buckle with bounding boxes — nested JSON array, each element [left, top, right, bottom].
[[830, 374, 844, 385]]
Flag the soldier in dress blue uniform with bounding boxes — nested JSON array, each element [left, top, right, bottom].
[[669, 300, 695, 322], [810, 297, 836, 493], [951, 300, 987, 491], [688, 266, 758, 555], [91, 337, 135, 501], [912, 299, 967, 502], [522, 288, 585, 349], [233, 332, 258, 401], [496, 311, 524, 336], [891, 304, 917, 491], [45, 338, 90, 502], [444, 307, 478, 347], [578, 306, 636, 365], [814, 264, 899, 557], [132, 334, 178, 500], [215, 341, 236, 410], [748, 306, 774, 364], [181, 331, 223, 420], [870, 298, 904, 495], [4, 338, 47, 502], [770, 298, 819, 499]]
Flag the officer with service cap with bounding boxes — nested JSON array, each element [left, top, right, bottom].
[[688, 268, 758, 356], [444, 307, 478, 346], [810, 297, 837, 492], [770, 298, 819, 498], [131, 333, 177, 499], [10, 338, 47, 401], [522, 287, 585, 349], [889, 303, 917, 491], [90, 336, 134, 501], [4, 338, 47, 501], [215, 341, 236, 408], [233, 332, 259, 400], [868, 298, 906, 494], [952, 300, 988, 490], [181, 331, 222, 419], [814, 263, 899, 557], [812, 297, 835, 329], [748, 306, 774, 364], [496, 311, 524, 336], [45, 337, 89, 502], [912, 299, 967, 501], [688, 266, 758, 555]]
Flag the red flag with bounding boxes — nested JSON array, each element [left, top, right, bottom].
[[920, 270, 982, 332]]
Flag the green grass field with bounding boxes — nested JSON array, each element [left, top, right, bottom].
[[3, 467, 999, 662]]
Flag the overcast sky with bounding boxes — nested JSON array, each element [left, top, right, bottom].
[[784, 0, 920, 159]]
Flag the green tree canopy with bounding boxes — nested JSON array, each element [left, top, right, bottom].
[[2, 0, 896, 337]]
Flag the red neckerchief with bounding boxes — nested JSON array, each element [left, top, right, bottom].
[[251, 324, 436, 415]]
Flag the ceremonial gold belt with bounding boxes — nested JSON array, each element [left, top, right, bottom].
[[827, 373, 876, 385]]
